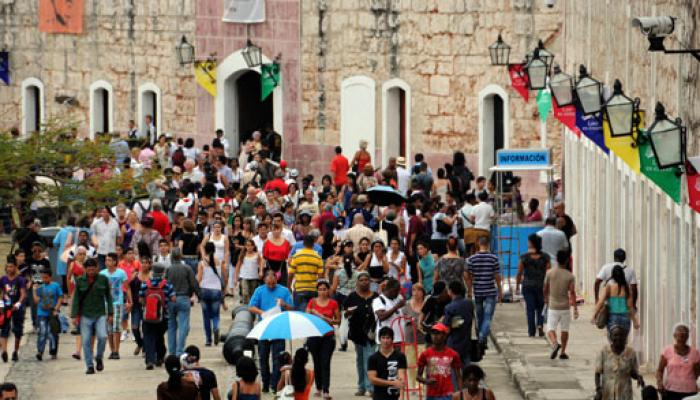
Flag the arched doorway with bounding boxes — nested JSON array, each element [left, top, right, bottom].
[[137, 83, 162, 141], [382, 78, 411, 167], [233, 70, 273, 144], [89, 80, 114, 138], [21, 77, 44, 135], [478, 85, 510, 177]]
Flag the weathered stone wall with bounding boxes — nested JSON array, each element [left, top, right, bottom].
[[0, 0, 196, 138]]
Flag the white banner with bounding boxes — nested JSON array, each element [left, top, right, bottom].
[[223, 0, 265, 23]]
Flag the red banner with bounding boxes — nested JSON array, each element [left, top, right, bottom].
[[552, 100, 580, 136], [688, 162, 700, 214], [39, 0, 84, 34], [508, 64, 529, 102]]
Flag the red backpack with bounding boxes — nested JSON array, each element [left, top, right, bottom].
[[143, 280, 167, 323]]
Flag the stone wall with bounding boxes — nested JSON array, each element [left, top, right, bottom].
[[0, 0, 196, 138]]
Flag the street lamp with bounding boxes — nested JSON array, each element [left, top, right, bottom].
[[175, 36, 195, 65], [242, 39, 263, 68], [575, 65, 602, 115], [549, 64, 574, 107], [525, 40, 554, 74], [647, 102, 686, 170], [489, 34, 511, 66], [524, 49, 548, 90], [603, 79, 640, 137]]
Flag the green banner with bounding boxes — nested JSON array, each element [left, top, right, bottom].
[[261, 63, 280, 101], [639, 135, 681, 203], [536, 89, 552, 123]]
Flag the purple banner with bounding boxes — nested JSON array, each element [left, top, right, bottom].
[[576, 111, 608, 154]]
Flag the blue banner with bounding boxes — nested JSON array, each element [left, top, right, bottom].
[[0, 51, 8, 85], [576, 111, 608, 154], [496, 149, 551, 167]]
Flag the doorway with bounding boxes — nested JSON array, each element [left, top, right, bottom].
[[25, 86, 41, 133], [141, 90, 157, 132], [385, 87, 407, 160], [92, 88, 110, 135], [479, 86, 509, 177], [235, 70, 273, 143]]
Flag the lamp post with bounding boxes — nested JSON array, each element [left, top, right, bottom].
[[525, 40, 554, 75], [489, 34, 511, 66], [647, 102, 686, 171], [575, 65, 602, 115], [549, 64, 574, 107], [524, 49, 548, 90], [175, 36, 195, 66], [603, 79, 640, 137], [241, 39, 263, 68]]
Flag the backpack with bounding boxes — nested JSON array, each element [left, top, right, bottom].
[[436, 217, 452, 235], [171, 147, 185, 168], [143, 280, 167, 323]]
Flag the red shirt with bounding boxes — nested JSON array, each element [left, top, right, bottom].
[[417, 346, 462, 396], [330, 155, 350, 186], [262, 239, 291, 262], [307, 298, 339, 334], [265, 178, 289, 195], [149, 210, 171, 238]]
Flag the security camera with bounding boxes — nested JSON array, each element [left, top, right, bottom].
[[631, 16, 675, 38], [544, 0, 555, 8]]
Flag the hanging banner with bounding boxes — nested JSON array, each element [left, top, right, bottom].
[[223, 0, 265, 23], [639, 137, 681, 203], [39, 0, 84, 34], [536, 89, 552, 123], [552, 101, 579, 136], [576, 112, 608, 154], [0, 51, 9, 85], [508, 64, 529, 102], [688, 161, 700, 214], [603, 111, 644, 174], [194, 60, 217, 97], [261, 62, 280, 101]]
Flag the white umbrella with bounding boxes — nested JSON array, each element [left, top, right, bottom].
[[246, 311, 333, 341]]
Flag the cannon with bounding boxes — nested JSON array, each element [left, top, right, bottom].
[[222, 305, 256, 365]]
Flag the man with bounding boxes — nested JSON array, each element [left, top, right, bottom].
[[343, 272, 378, 397], [444, 280, 474, 370], [346, 213, 375, 248], [252, 222, 269, 254], [127, 119, 139, 139], [148, 200, 171, 239], [272, 213, 296, 246], [165, 248, 199, 356], [33, 267, 63, 361], [469, 191, 495, 244], [330, 146, 350, 189], [421, 281, 450, 345], [215, 129, 230, 158], [373, 278, 405, 345], [71, 258, 113, 374], [66, 230, 98, 260], [257, 150, 279, 186], [25, 241, 51, 331], [289, 228, 323, 258], [460, 193, 478, 255], [0, 256, 26, 362], [0, 382, 18, 400], [182, 345, 221, 400], [100, 253, 131, 360], [537, 217, 569, 269], [382, 157, 398, 184], [109, 131, 131, 165], [240, 187, 259, 218], [288, 235, 325, 311], [396, 157, 411, 196], [544, 250, 578, 360], [553, 202, 577, 247], [248, 270, 294, 394], [140, 262, 175, 370], [91, 207, 120, 269], [417, 323, 463, 400], [368, 327, 407, 400], [594, 248, 638, 307], [466, 237, 502, 348], [153, 239, 172, 268], [413, 162, 434, 195], [143, 114, 157, 146]]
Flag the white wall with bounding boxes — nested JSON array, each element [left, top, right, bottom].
[[341, 76, 376, 162]]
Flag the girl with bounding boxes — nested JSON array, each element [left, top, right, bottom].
[[360, 240, 390, 293], [592, 265, 640, 335], [156, 355, 199, 400], [231, 356, 261, 400], [278, 348, 314, 400], [129, 256, 151, 357], [198, 242, 228, 346], [516, 234, 551, 337], [306, 281, 340, 400], [235, 239, 264, 305], [452, 365, 496, 400]]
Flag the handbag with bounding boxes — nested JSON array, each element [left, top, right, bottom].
[[49, 313, 61, 335], [595, 306, 609, 329], [277, 369, 295, 400]]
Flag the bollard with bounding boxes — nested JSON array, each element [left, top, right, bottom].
[[222, 305, 256, 365]]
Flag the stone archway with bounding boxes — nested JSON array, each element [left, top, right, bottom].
[[478, 84, 510, 177]]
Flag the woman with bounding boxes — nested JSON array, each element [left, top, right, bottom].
[[386, 237, 407, 281], [416, 242, 434, 293], [263, 224, 291, 285], [331, 240, 358, 352], [229, 158, 243, 189], [351, 140, 372, 174], [278, 348, 314, 400], [67, 246, 87, 360], [402, 282, 426, 388], [434, 237, 466, 286], [656, 323, 700, 400], [121, 211, 140, 250], [357, 164, 378, 193], [453, 365, 496, 400], [355, 237, 371, 267], [235, 239, 264, 304], [198, 242, 227, 346], [231, 356, 261, 400], [182, 138, 198, 161], [285, 182, 302, 209], [595, 325, 644, 400], [130, 256, 151, 357], [526, 198, 543, 223], [430, 203, 454, 257], [282, 202, 297, 227], [295, 211, 314, 241], [360, 240, 390, 293], [339, 174, 359, 212], [131, 216, 162, 258], [177, 219, 200, 275], [200, 221, 229, 275], [320, 175, 336, 197], [228, 215, 246, 295], [516, 234, 550, 337], [154, 135, 170, 169], [305, 280, 340, 400], [156, 355, 199, 400], [434, 168, 452, 201], [592, 265, 639, 335], [511, 176, 525, 222]]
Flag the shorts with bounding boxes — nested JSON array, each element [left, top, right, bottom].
[[546, 309, 571, 332], [0, 307, 24, 338], [463, 228, 479, 245], [109, 304, 123, 334]]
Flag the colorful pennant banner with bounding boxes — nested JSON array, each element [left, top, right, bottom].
[[688, 161, 700, 214], [576, 112, 608, 154], [261, 63, 281, 101], [508, 64, 529, 102], [602, 111, 644, 174], [639, 137, 681, 203], [0, 51, 9, 85], [552, 101, 579, 136], [194, 60, 217, 97], [536, 89, 552, 123]]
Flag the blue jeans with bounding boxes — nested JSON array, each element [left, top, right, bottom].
[[522, 286, 545, 336], [354, 341, 376, 393], [200, 288, 222, 344], [294, 291, 315, 312], [37, 316, 57, 355], [131, 306, 143, 348], [183, 257, 199, 276], [80, 315, 107, 369], [475, 295, 497, 343], [607, 313, 631, 336], [167, 296, 191, 356], [258, 339, 285, 391]]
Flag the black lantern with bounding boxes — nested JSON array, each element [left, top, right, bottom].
[[525, 40, 554, 74], [575, 65, 602, 115], [489, 35, 511, 66], [603, 79, 639, 137], [175, 36, 195, 65], [647, 102, 686, 169], [549, 64, 574, 107], [524, 49, 548, 90], [242, 39, 263, 68]]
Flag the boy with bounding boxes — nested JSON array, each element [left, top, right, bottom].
[[0, 255, 26, 362], [118, 248, 141, 340], [417, 323, 463, 400], [140, 262, 175, 370], [33, 268, 63, 360], [100, 253, 131, 359], [153, 239, 172, 268], [368, 327, 407, 400]]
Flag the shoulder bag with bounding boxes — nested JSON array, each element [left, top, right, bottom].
[[595, 284, 610, 329], [277, 369, 294, 400]]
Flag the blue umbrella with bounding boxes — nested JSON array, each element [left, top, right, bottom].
[[365, 185, 406, 206], [246, 311, 333, 341]]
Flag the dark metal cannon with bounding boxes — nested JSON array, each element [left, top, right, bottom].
[[222, 305, 256, 365]]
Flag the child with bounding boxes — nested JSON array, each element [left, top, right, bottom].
[[100, 253, 131, 360], [118, 249, 142, 340], [234, 239, 264, 304], [33, 267, 63, 360], [0, 255, 26, 362]]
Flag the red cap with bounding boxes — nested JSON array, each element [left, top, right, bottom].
[[431, 323, 449, 334], [280, 160, 287, 168]]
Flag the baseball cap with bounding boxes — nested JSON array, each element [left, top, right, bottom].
[[431, 323, 449, 334]]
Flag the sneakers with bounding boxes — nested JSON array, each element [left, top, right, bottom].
[[146, 364, 154, 370], [354, 390, 366, 396], [214, 329, 220, 346], [538, 327, 545, 337], [96, 357, 104, 371], [11, 351, 18, 362], [155, 359, 163, 367], [550, 343, 561, 359], [133, 346, 141, 356], [108, 352, 120, 360], [72, 352, 81, 360], [86, 367, 95, 374], [1, 352, 7, 363], [120, 331, 129, 342], [339, 344, 348, 352], [36, 353, 42, 361], [559, 353, 570, 360], [50, 354, 57, 360]]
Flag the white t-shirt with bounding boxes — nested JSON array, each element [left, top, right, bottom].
[[597, 262, 638, 285], [470, 202, 495, 231], [90, 218, 120, 255], [253, 235, 267, 254], [459, 203, 474, 229], [372, 294, 404, 344]]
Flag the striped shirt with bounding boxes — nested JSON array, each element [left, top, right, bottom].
[[139, 278, 176, 302], [289, 247, 325, 293], [467, 252, 500, 297]]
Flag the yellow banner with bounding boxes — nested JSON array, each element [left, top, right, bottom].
[[603, 110, 645, 174], [194, 60, 217, 97]]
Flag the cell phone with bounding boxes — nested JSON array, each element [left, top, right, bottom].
[[347, 306, 358, 311]]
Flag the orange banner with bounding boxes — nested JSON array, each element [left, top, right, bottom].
[[39, 0, 84, 34]]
